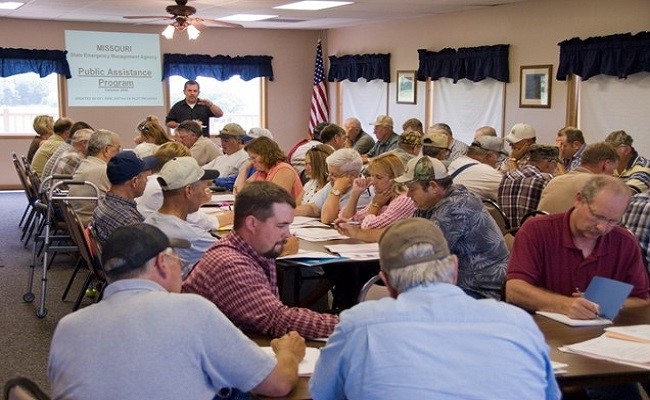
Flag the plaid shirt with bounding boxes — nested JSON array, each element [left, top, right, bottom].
[[182, 232, 339, 339], [498, 165, 552, 230], [52, 150, 84, 177], [620, 151, 650, 194], [91, 192, 144, 245], [42, 142, 72, 178], [349, 193, 416, 229], [622, 192, 650, 268]]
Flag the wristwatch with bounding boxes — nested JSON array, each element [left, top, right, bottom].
[[330, 188, 342, 196]]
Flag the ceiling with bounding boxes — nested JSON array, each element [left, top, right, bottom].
[[0, 0, 528, 30]]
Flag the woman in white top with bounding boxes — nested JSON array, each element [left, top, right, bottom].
[[299, 144, 333, 205]]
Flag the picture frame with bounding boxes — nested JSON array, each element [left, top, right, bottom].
[[519, 65, 552, 108], [396, 70, 417, 104]]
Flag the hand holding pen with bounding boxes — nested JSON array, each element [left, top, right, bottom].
[[567, 287, 601, 320]]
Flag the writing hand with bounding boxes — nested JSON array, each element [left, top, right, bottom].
[[565, 296, 601, 320]]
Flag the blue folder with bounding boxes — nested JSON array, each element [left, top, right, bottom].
[[584, 276, 633, 320]]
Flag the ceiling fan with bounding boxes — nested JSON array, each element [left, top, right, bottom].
[[123, 0, 242, 39]]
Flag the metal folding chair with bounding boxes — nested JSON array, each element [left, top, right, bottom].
[[23, 179, 99, 318]]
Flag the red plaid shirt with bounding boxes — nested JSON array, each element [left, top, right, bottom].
[[182, 231, 339, 339]]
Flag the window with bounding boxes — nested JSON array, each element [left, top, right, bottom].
[[168, 75, 261, 133], [340, 79, 388, 138], [0, 73, 59, 135]]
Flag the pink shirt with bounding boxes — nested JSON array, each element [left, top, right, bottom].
[[349, 193, 416, 229], [250, 161, 303, 200]]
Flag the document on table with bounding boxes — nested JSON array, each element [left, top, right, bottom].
[[551, 361, 568, 375], [261, 347, 320, 376], [290, 216, 330, 228], [292, 227, 349, 241], [536, 311, 612, 326], [325, 243, 380, 260], [205, 193, 235, 206], [605, 325, 650, 343], [559, 333, 650, 370]]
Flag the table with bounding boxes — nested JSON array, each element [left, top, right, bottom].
[[535, 305, 650, 388], [276, 231, 379, 309]]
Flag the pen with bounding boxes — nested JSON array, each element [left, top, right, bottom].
[[575, 287, 583, 296]]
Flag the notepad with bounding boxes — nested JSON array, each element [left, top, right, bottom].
[[261, 347, 320, 376], [536, 311, 612, 326], [583, 276, 633, 320]]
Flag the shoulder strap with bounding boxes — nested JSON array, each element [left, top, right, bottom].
[[449, 163, 479, 179]]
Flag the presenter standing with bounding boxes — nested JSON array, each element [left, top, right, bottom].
[[166, 80, 223, 137]]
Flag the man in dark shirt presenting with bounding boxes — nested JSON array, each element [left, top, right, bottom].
[[166, 80, 223, 137]]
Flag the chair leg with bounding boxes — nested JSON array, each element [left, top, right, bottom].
[[61, 257, 84, 301], [72, 273, 94, 311], [18, 203, 31, 228]]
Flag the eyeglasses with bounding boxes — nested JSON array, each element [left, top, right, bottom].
[[164, 249, 190, 272], [137, 123, 149, 133], [585, 202, 621, 226]]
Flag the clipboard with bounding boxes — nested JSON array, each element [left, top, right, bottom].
[[584, 276, 633, 320]]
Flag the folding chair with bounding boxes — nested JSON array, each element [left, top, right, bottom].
[[357, 274, 389, 303], [11, 152, 36, 231], [23, 179, 100, 318], [482, 198, 512, 235]]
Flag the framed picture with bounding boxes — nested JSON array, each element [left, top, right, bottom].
[[396, 70, 417, 104], [519, 65, 552, 108]]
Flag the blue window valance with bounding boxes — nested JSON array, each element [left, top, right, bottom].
[[162, 53, 274, 81], [0, 47, 71, 79], [556, 32, 650, 81], [417, 44, 510, 83], [327, 53, 391, 82]]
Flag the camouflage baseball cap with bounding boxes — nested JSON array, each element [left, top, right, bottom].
[[605, 130, 633, 146], [399, 131, 423, 146], [394, 155, 448, 184]]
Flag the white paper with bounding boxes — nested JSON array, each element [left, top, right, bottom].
[[278, 249, 341, 260], [290, 216, 329, 228], [559, 334, 650, 369], [260, 347, 320, 376], [605, 325, 650, 343], [292, 228, 349, 241], [536, 311, 612, 327], [209, 194, 235, 204], [325, 243, 380, 260]]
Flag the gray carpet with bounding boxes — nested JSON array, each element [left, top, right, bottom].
[[0, 191, 91, 393]]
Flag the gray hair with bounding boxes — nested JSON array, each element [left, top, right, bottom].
[[87, 129, 116, 156], [72, 128, 93, 143], [326, 148, 363, 174], [430, 123, 453, 137], [581, 175, 630, 203], [383, 243, 456, 293]]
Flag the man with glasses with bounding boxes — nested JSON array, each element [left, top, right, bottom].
[[49, 223, 306, 399], [498, 144, 558, 230], [507, 175, 649, 317], [68, 129, 122, 226], [506, 175, 649, 400], [605, 130, 650, 194], [144, 156, 219, 277]]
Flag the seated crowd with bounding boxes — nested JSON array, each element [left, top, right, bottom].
[[22, 111, 650, 400]]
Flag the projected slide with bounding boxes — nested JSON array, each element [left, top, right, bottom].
[[65, 30, 164, 107]]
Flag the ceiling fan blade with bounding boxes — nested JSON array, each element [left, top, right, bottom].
[[123, 15, 172, 20], [197, 18, 243, 28]]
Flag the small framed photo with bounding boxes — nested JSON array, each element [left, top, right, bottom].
[[519, 65, 552, 108], [396, 70, 417, 104]]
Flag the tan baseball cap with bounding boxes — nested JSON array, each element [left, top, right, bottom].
[[379, 218, 451, 271], [505, 123, 536, 144], [156, 156, 219, 191], [370, 115, 394, 128]]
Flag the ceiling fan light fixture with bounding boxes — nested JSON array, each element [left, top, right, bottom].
[[161, 25, 175, 39], [187, 25, 200, 40]]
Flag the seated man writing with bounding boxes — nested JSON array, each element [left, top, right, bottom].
[[183, 181, 339, 339], [506, 175, 649, 319]]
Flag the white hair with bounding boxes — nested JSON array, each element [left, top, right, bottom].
[[326, 148, 363, 174], [72, 128, 93, 143], [384, 243, 456, 293]]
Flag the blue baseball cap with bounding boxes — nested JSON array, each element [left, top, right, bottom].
[[107, 151, 158, 185]]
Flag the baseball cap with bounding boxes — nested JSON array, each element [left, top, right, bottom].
[[247, 127, 274, 140], [422, 132, 449, 150], [379, 218, 450, 271], [527, 144, 561, 162], [605, 130, 633, 146], [471, 136, 507, 156], [399, 131, 423, 147], [156, 156, 219, 191], [107, 151, 158, 185], [218, 123, 246, 138], [505, 123, 536, 144], [394, 155, 448, 184], [370, 115, 394, 128], [102, 223, 190, 277]]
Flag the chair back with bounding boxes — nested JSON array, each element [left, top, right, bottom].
[[520, 210, 549, 227], [482, 198, 511, 235], [357, 274, 390, 302]]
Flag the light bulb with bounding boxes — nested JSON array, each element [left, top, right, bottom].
[[187, 25, 200, 40], [161, 25, 175, 39]]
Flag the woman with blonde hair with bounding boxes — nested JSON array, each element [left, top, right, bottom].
[[338, 152, 415, 229], [133, 115, 172, 158], [299, 144, 333, 204], [235, 136, 303, 200], [27, 115, 54, 162]]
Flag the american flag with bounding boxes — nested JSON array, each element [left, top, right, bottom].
[[309, 40, 329, 132]]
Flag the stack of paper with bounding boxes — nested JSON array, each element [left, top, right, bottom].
[[325, 243, 380, 260], [290, 216, 330, 228], [261, 347, 320, 376], [293, 228, 348, 241], [536, 311, 612, 326], [559, 327, 650, 370], [551, 361, 568, 375]]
